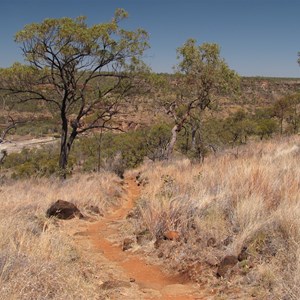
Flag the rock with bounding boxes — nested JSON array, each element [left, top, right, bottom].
[[100, 280, 131, 290], [126, 209, 140, 219], [223, 236, 233, 246], [122, 238, 134, 251], [207, 237, 217, 247], [195, 237, 202, 243], [135, 173, 149, 187], [85, 205, 103, 216], [238, 246, 248, 261], [216, 255, 238, 278], [136, 235, 144, 245], [136, 234, 150, 245], [136, 229, 151, 245], [135, 172, 141, 181], [46, 200, 83, 220], [163, 230, 180, 241], [205, 254, 219, 266], [126, 210, 135, 219], [154, 238, 164, 249]]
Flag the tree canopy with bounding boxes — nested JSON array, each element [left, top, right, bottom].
[[0, 9, 149, 177], [163, 39, 239, 158]]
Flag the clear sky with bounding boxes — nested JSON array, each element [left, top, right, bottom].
[[0, 0, 300, 77]]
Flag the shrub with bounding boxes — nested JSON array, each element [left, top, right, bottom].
[[2, 146, 73, 179]]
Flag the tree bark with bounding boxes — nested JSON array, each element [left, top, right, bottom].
[[59, 110, 78, 179], [191, 123, 199, 151], [166, 108, 192, 159], [0, 150, 7, 164], [59, 132, 77, 179], [59, 132, 69, 179], [166, 124, 180, 159], [97, 129, 103, 172], [280, 116, 283, 135]]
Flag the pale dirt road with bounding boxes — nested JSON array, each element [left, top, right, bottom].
[[0, 136, 58, 153]]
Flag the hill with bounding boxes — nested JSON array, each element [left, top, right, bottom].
[[1, 76, 300, 135], [0, 136, 299, 299]]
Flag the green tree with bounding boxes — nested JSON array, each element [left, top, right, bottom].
[[285, 93, 300, 134], [254, 119, 278, 140], [164, 39, 239, 158], [0, 9, 149, 178], [251, 108, 277, 139], [273, 96, 292, 134], [144, 123, 171, 161]]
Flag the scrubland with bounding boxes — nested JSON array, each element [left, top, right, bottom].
[[0, 172, 123, 300], [135, 136, 300, 299], [1, 136, 300, 299]]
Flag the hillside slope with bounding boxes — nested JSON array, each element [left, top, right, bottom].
[[132, 136, 300, 299]]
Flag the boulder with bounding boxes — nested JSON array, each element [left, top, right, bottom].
[[46, 200, 83, 220], [216, 255, 238, 278], [163, 230, 180, 241], [85, 205, 103, 216]]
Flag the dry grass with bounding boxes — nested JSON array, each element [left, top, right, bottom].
[[136, 136, 300, 299], [0, 171, 122, 300], [1, 136, 300, 299]]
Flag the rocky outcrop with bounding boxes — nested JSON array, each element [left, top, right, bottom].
[[46, 200, 83, 220]]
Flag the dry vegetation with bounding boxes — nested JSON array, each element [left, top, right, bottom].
[[1, 136, 300, 299], [0, 172, 123, 300], [134, 136, 300, 299]]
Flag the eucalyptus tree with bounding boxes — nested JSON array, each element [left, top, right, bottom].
[[273, 93, 300, 134], [164, 39, 239, 158], [0, 9, 149, 177]]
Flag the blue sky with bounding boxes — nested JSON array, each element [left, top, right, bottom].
[[0, 0, 300, 77]]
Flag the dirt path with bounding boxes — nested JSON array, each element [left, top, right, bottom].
[[73, 175, 206, 299]]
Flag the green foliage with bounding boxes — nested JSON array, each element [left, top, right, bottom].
[[161, 39, 240, 159], [176, 39, 240, 104], [74, 130, 146, 173], [73, 123, 172, 175], [14, 119, 60, 137], [177, 107, 279, 161], [2, 146, 73, 179], [14, 10, 148, 66], [272, 93, 300, 134], [254, 119, 278, 140], [0, 10, 150, 177], [1, 128, 157, 180], [144, 123, 172, 161]]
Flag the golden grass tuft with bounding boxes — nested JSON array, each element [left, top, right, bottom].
[[0, 171, 122, 300], [136, 136, 300, 299]]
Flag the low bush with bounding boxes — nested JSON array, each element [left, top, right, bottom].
[[2, 146, 73, 179]]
